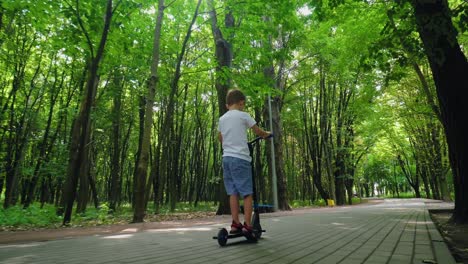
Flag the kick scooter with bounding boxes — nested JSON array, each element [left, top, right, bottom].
[[213, 135, 272, 246]]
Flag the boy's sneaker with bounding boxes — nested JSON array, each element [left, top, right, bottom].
[[242, 222, 257, 241], [230, 221, 243, 234]]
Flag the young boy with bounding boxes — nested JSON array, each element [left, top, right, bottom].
[[218, 89, 271, 236]]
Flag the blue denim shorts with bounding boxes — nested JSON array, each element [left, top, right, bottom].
[[222, 156, 253, 197]]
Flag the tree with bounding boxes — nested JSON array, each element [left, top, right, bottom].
[[208, 0, 235, 215], [0, 0, 465, 227], [411, 0, 468, 223], [61, 0, 115, 225], [132, 0, 165, 223]]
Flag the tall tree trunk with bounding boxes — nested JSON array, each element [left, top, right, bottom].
[[208, 0, 234, 215], [302, 87, 330, 202], [254, 108, 266, 203], [109, 72, 123, 213], [320, 69, 336, 203], [153, 118, 163, 214], [420, 162, 432, 199], [62, 0, 113, 225], [334, 84, 353, 206], [132, 96, 145, 208], [432, 123, 451, 201], [23, 70, 61, 208], [160, 0, 201, 212], [344, 124, 355, 205], [133, 0, 164, 223], [4, 73, 38, 208], [397, 153, 421, 198], [2, 31, 33, 208], [411, 0, 468, 223], [76, 125, 92, 214]]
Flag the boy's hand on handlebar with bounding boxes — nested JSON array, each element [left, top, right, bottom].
[[263, 132, 273, 139]]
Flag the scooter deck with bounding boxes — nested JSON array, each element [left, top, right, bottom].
[[212, 232, 243, 240], [213, 228, 265, 246]]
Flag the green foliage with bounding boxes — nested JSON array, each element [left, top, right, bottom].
[[382, 192, 417, 199], [451, 0, 468, 33], [0, 0, 458, 226], [0, 202, 218, 230], [290, 200, 320, 208], [0, 204, 62, 229], [152, 202, 218, 215]]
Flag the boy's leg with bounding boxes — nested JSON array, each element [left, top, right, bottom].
[[229, 194, 244, 234], [223, 157, 242, 232], [243, 194, 253, 226], [230, 194, 240, 224]]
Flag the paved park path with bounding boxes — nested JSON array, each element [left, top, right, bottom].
[[0, 199, 457, 264]]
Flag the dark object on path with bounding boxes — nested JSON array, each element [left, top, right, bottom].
[[213, 136, 272, 246]]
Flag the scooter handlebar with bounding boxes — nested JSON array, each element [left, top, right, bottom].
[[248, 133, 273, 145]]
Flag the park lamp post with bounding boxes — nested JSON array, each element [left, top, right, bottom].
[[268, 93, 279, 212]]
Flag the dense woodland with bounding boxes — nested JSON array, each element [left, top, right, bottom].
[[0, 0, 467, 225]]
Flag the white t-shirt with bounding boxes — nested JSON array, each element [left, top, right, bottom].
[[218, 110, 256, 162]]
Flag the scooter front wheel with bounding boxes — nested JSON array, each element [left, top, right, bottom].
[[217, 228, 228, 246]]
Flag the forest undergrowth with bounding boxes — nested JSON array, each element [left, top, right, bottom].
[[0, 199, 358, 232]]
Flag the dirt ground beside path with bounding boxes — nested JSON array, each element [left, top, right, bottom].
[[430, 210, 468, 264], [0, 215, 228, 245]]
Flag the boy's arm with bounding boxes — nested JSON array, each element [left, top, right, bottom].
[[251, 125, 271, 138], [218, 132, 223, 144]]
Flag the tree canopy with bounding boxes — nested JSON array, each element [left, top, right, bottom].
[[0, 0, 467, 224]]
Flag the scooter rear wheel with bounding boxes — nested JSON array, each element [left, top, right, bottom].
[[252, 213, 262, 239]]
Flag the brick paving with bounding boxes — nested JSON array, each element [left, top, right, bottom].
[[0, 199, 457, 264]]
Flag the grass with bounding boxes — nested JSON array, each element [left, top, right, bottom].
[[0, 201, 219, 231], [0, 204, 63, 230], [1, 197, 371, 231], [290, 197, 367, 208]]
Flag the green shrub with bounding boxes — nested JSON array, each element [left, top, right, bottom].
[[0, 204, 62, 229]]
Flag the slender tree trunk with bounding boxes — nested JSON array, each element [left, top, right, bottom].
[[302, 87, 330, 202], [420, 164, 432, 199], [159, 0, 201, 212], [4, 79, 37, 208], [344, 125, 355, 205], [23, 67, 63, 208], [334, 85, 352, 206], [109, 73, 123, 213], [153, 118, 163, 214], [62, 0, 113, 225], [76, 125, 92, 214], [87, 148, 99, 209], [320, 70, 335, 203], [254, 108, 266, 203], [431, 121, 451, 201], [2, 33, 32, 208], [397, 153, 420, 198], [133, 0, 164, 223]]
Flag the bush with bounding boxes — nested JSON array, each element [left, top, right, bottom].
[[0, 204, 62, 229]]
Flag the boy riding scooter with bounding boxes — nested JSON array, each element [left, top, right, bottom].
[[217, 89, 271, 238]]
